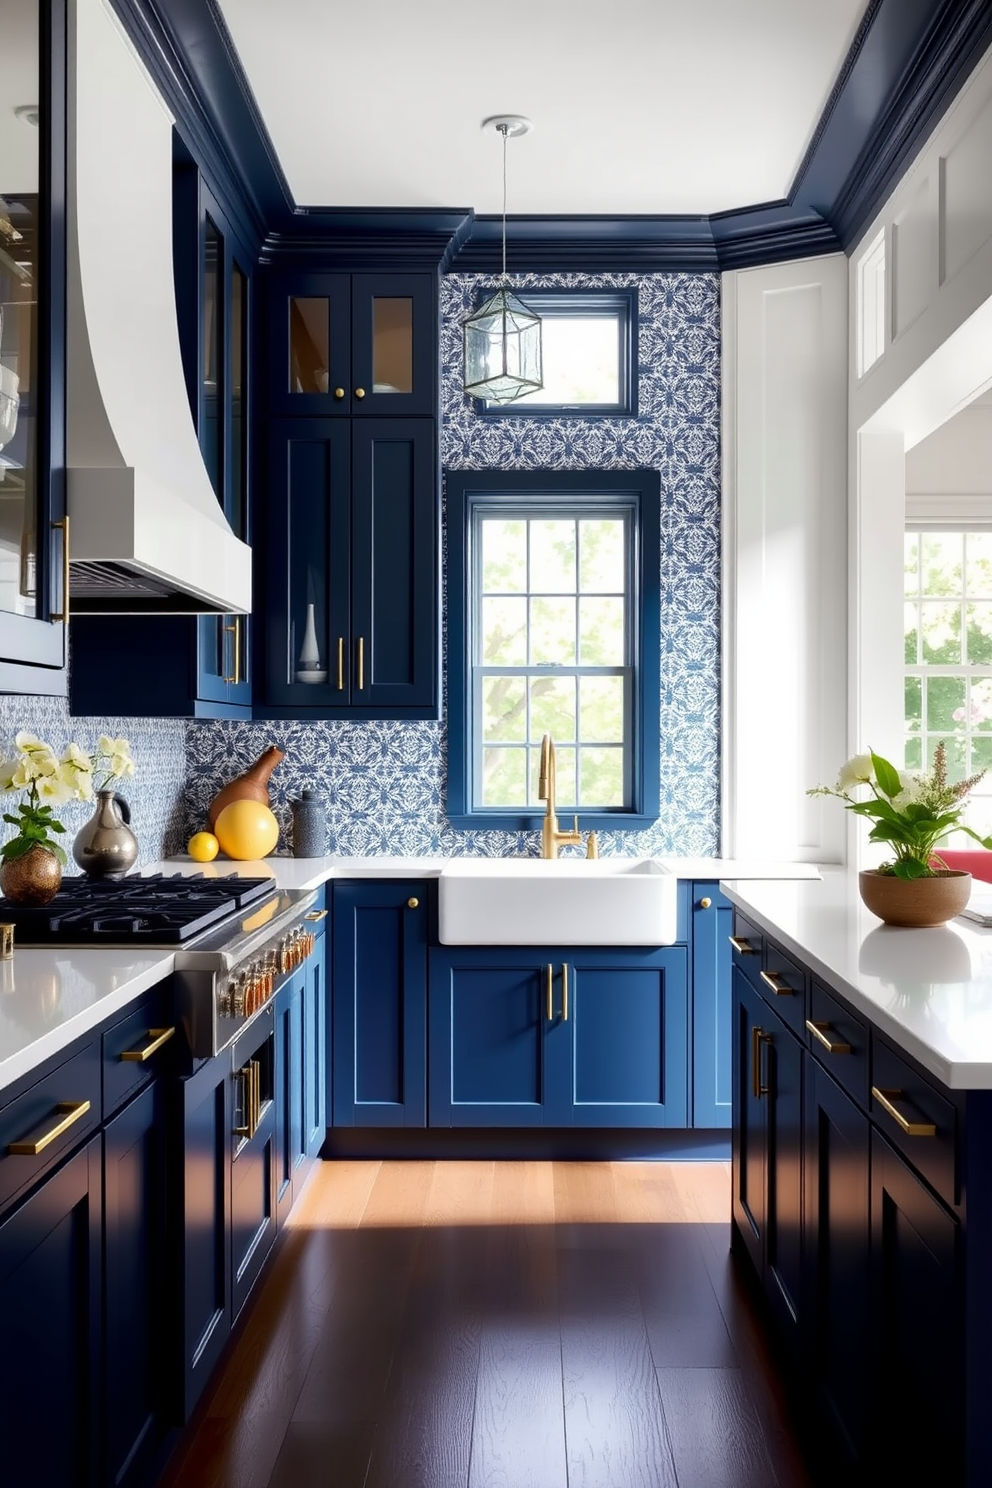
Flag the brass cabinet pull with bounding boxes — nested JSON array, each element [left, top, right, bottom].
[[9, 1099, 91, 1156], [305, 909, 329, 922], [234, 1060, 262, 1140], [357, 636, 365, 691], [562, 963, 569, 1022], [121, 1026, 175, 1063], [730, 935, 755, 955], [751, 1028, 770, 1099], [406, 898, 419, 910], [337, 636, 345, 690], [334, 387, 346, 399], [760, 970, 794, 996], [354, 387, 366, 399], [223, 617, 241, 684], [871, 1086, 936, 1137], [805, 1019, 851, 1055], [699, 897, 712, 909], [546, 963, 553, 1023], [51, 516, 70, 624]]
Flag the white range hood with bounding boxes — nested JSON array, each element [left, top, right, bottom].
[[65, 0, 252, 615]]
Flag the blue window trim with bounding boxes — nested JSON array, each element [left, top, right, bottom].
[[474, 289, 638, 418], [446, 468, 660, 831]]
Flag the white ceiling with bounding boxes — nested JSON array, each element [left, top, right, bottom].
[[215, 0, 870, 216]]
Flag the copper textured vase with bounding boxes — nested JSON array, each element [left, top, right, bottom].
[[207, 745, 285, 829], [72, 791, 138, 879], [858, 868, 972, 928], [0, 844, 63, 905]]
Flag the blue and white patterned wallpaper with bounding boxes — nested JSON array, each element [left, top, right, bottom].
[[180, 270, 722, 859], [0, 695, 187, 866]]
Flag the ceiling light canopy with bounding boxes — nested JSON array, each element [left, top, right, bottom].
[[462, 115, 543, 405]]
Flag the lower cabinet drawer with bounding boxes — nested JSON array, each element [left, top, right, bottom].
[[806, 979, 869, 1107], [757, 940, 806, 1037], [102, 983, 176, 1117], [871, 1038, 958, 1209], [0, 1044, 102, 1216]]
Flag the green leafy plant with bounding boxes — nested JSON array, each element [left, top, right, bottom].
[[0, 731, 136, 868], [808, 742, 992, 879]]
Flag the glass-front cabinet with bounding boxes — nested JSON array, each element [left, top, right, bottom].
[[267, 273, 436, 418], [0, 0, 67, 692]]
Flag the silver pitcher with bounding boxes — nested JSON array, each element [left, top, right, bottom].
[[72, 791, 139, 879]]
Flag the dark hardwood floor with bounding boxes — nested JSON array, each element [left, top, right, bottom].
[[158, 1160, 816, 1488]]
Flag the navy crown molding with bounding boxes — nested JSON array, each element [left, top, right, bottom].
[[123, 0, 992, 270]]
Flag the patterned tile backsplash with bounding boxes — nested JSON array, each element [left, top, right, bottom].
[[1, 270, 721, 864], [184, 270, 722, 860], [0, 695, 187, 866]]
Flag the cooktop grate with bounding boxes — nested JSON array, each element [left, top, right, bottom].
[[0, 873, 277, 945]]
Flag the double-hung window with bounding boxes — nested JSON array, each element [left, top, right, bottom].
[[447, 469, 660, 830]]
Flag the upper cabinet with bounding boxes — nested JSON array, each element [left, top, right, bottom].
[[266, 272, 436, 418], [0, 0, 67, 695]]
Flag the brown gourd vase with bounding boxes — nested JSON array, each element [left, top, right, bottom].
[[0, 844, 63, 906], [207, 745, 285, 830], [858, 868, 972, 928]]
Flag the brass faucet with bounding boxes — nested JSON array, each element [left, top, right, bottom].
[[538, 734, 584, 859]]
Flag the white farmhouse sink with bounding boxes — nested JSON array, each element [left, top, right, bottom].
[[438, 858, 678, 946]]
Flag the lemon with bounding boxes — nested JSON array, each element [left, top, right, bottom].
[[188, 831, 220, 863], [213, 800, 280, 861]]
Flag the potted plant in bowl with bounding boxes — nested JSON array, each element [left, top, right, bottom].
[[808, 742, 992, 926], [0, 733, 84, 905]]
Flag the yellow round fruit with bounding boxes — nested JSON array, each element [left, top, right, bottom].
[[213, 800, 280, 861], [187, 831, 220, 863]]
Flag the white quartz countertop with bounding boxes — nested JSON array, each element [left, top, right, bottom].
[[720, 870, 992, 1090], [0, 948, 174, 1095], [145, 854, 823, 889]]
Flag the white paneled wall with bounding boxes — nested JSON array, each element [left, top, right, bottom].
[[722, 255, 848, 863]]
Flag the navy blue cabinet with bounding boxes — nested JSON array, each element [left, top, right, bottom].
[[302, 923, 327, 1159], [176, 1044, 231, 1420], [332, 880, 427, 1126], [429, 945, 688, 1128], [263, 417, 437, 718], [803, 1054, 869, 1468], [0, 1137, 102, 1488], [104, 1080, 171, 1488], [274, 915, 327, 1226], [691, 882, 732, 1127], [265, 272, 436, 419], [230, 1007, 277, 1321], [731, 965, 803, 1350]]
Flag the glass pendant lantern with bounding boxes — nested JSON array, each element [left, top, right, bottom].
[[462, 117, 543, 404]]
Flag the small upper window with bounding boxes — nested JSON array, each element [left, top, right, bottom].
[[477, 290, 637, 415]]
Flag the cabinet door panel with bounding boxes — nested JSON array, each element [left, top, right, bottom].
[[268, 274, 352, 416], [567, 948, 688, 1127], [104, 1081, 170, 1488], [0, 1139, 101, 1488], [692, 883, 732, 1127], [429, 950, 559, 1126], [764, 1003, 803, 1345], [869, 1131, 961, 1486], [732, 967, 766, 1276], [351, 273, 436, 416], [179, 1052, 231, 1419], [332, 882, 427, 1126], [804, 1056, 869, 1465], [351, 419, 436, 710], [265, 418, 351, 706], [303, 947, 326, 1158], [231, 1012, 277, 1320], [275, 971, 304, 1228]]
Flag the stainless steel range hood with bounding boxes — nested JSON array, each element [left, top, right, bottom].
[[65, 0, 252, 616]]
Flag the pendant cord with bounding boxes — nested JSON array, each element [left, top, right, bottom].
[[500, 123, 508, 284]]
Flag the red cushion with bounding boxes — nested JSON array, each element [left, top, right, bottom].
[[934, 849, 992, 883]]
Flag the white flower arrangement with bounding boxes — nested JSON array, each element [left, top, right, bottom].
[[0, 732, 136, 867]]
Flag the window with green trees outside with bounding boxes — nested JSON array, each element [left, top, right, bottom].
[[904, 530, 992, 838]]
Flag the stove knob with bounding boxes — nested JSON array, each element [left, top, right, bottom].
[[218, 985, 232, 1017], [232, 975, 247, 1017]]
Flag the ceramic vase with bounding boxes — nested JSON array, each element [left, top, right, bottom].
[[858, 868, 972, 927], [72, 791, 139, 879], [207, 744, 285, 829], [296, 603, 327, 683], [291, 789, 327, 857], [0, 844, 62, 905]]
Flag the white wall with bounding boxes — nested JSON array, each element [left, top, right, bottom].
[[722, 254, 848, 862]]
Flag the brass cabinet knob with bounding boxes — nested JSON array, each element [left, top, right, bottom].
[[407, 897, 419, 910], [334, 387, 345, 399], [354, 387, 366, 399], [700, 897, 712, 909]]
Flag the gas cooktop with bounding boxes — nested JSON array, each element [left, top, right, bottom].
[[0, 873, 277, 946]]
